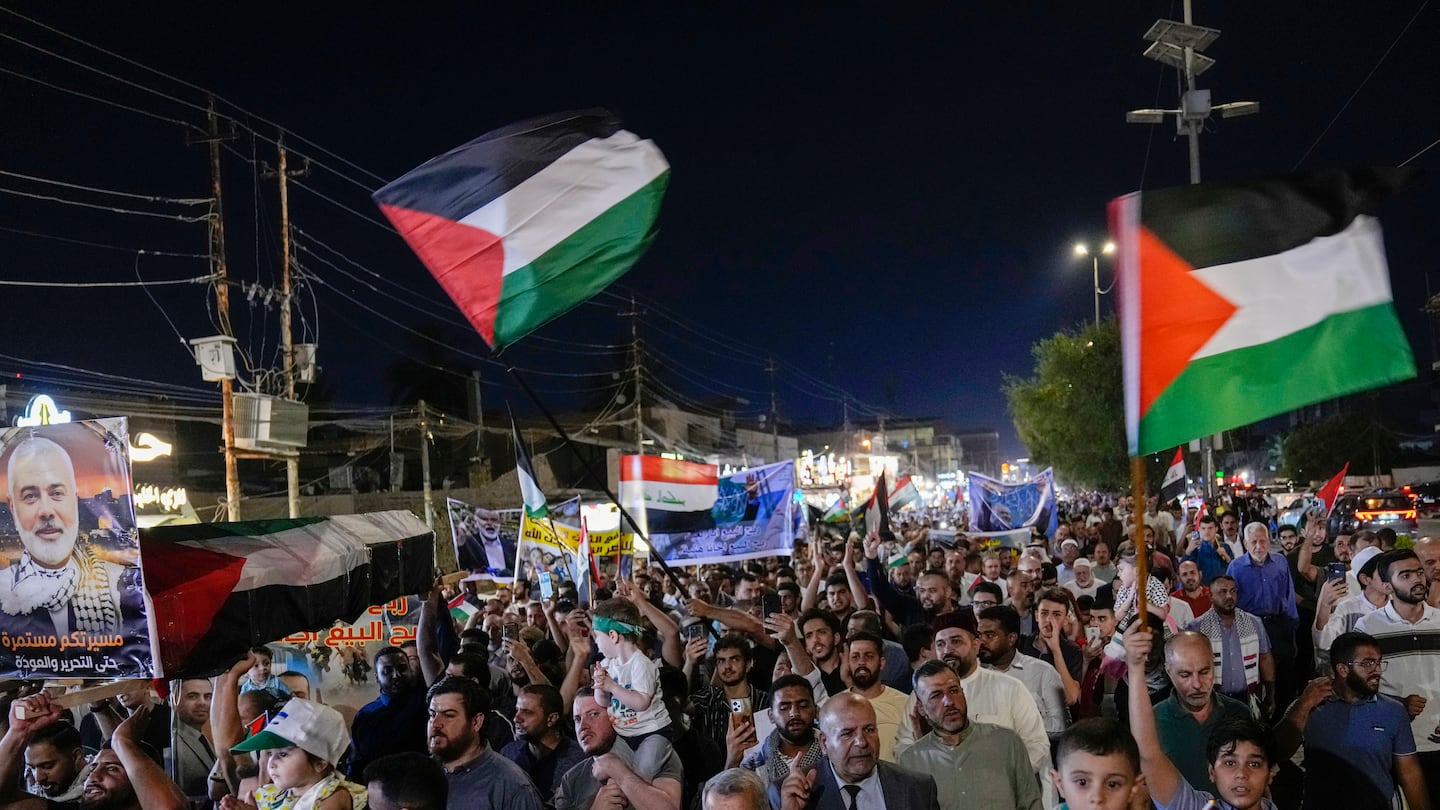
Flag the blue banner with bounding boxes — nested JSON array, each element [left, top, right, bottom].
[[967, 468, 1059, 537], [649, 460, 796, 566]]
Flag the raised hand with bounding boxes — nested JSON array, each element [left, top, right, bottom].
[[863, 529, 882, 561], [779, 767, 816, 810]]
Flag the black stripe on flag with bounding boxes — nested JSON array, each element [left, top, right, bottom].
[[1139, 167, 1411, 270], [373, 108, 622, 222]]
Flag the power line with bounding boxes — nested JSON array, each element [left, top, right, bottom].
[[0, 224, 207, 257], [0, 66, 198, 130], [1293, 0, 1431, 169], [0, 169, 211, 205], [290, 177, 393, 231], [0, 274, 213, 288], [0, 186, 212, 222]]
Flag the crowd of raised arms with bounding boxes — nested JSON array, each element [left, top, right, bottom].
[[1, 492, 1438, 810]]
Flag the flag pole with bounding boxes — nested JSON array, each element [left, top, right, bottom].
[[504, 366, 690, 600], [1133, 455, 1149, 622]]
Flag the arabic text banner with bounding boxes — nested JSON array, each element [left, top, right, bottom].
[[646, 460, 796, 566], [0, 418, 155, 679], [966, 468, 1059, 538]]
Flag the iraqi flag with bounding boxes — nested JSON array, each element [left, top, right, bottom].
[[1160, 448, 1187, 504], [618, 455, 718, 536], [373, 109, 670, 350], [141, 511, 434, 677], [1111, 168, 1415, 455]]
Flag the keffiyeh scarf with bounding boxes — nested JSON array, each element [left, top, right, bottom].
[[762, 728, 825, 785], [0, 546, 120, 632]]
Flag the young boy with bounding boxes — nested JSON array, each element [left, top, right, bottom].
[[590, 598, 672, 778], [1052, 717, 1144, 810], [239, 645, 292, 702], [1124, 621, 1278, 810]]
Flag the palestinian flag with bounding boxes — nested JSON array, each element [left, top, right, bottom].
[[1160, 448, 1187, 503], [373, 109, 670, 350], [1111, 168, 1415, 455], [618, 454, 719, 535], [141, 511, 434, 677], [1316, 463, 1350, 515], [448, 592, 479, 624], [865, 471, 892, 538], [511, 412, 547, 519]]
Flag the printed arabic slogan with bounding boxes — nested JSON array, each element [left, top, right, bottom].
[[635, 459, 797, 567], [0, 418, 155, 679]]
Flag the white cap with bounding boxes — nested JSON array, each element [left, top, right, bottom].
[[1351, 546, 1383, 578], [1061, 538, 1080, 549], [230, 698, 350, 766], [1072, 557, 1093, 569]]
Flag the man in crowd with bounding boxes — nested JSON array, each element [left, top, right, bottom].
[[864, 533, 955, 625], [702, 769, 768, 810], [976, 605, 1067, 738], [1149, 631, 1252, 795], [1355, 549, 1440, 802], [1089, 543, 1117, 592], [500, 684, 585, 806], [23, 723, 89, 801], [893, 611, 1050, 783], [774, 693, 936, 810], [841, 632, 908, 762], [426, 675, 542, 810], [1063, 558, 1099, 600], [170, 677, 215, 801], [1228, 522, 1299, 714], [1188, 575, 1276, 715], [797, 609, 846, 697], [738, 675, 824, 799], [1415, 536, 1440, 609], [0, 692, 188, 810], [692, 637, 769, 752], [349, 645, 429, 779], [1171, 561, 1211, 617], [1312, 546, 1386, 666], [555, 689, 683, 810], [1278, 631, 1430, 810], [1218, 513, 1245, 561], [898, 660, 1041, 810], [846, 611, 911, 693], [365, 752, 450, 810], [1056, 539, 1081, 584], [1183, 515, 1231, 584]]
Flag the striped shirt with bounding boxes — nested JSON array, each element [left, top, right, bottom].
[[1355, 602, 1440, 753]]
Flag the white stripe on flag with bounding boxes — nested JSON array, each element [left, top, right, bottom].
[[1191, 216, 1391, 360], [458, 132, 670, 278], [618, 480, 717, 512]]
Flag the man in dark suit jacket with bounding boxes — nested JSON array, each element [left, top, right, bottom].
[[770, 693, 937, 810]]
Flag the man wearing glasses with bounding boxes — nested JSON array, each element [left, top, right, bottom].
[[1356, 550, 1440, 804], [1279, 631, 1430, 810]]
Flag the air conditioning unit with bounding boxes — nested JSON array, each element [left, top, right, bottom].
[[233, 393, 309, 451]]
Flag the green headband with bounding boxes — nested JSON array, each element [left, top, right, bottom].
[[593, 615, 643, 637]]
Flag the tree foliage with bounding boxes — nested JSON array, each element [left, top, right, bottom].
[[1004, 319, 1128, 490], [1281, 411, 1400, 482]]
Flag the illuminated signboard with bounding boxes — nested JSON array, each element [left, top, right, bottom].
[[16, 395, 72, 427], [134, 484, 189, 513]]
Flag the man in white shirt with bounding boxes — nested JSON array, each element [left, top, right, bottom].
[[1063, 558, 1099, 600], [1312, 546, 1385, 667], [974, 606, 1067, 738], [843, 633, 909, 762], [1355, 549, 1440, 802]]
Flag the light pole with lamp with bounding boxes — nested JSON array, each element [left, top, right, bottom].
[[1073, 241, 1115, 327]]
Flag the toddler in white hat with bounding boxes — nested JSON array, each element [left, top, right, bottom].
[[229, 698, 366, 810]]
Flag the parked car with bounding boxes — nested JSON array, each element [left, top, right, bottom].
[[1329, 491, 1418, 538], [1407, 481, 1440, 518]]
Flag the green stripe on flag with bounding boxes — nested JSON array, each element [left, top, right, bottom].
[[1139, 303, 1414, 454], [493, 171, 669, 348], [149, 516, 329, 543]]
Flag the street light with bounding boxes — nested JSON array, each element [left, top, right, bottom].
[[1074, 241, 1116, 326]]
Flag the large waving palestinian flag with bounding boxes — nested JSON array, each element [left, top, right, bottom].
[[1110, 168, 1415, 455], [373, 109, 670, 350], [141, 511, 434, 677]]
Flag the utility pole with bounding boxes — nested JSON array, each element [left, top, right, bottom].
[[842, 398, 851, 458], [1127, 0, 1258, 501], [193, 98, 241, 519], [619, 297, 644, 458], [766, 356, 779, 462], [419, 400, 434, 529], [266, 135, 309, 518]]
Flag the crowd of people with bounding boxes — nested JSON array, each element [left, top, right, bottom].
[[0, 491, 1438, 810]]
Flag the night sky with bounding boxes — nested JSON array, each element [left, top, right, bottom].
[[3, 3, 1437, 458]]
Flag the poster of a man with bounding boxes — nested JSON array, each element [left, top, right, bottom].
[[0, 418, 154, 678], [446, 498, 517, 578]]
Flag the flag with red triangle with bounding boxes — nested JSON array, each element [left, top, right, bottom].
[[1110, 168, 1415, 455], [373, 109, 670, 351], [1316, 463, 1350, 515], [1160, 448, 1187, 503]]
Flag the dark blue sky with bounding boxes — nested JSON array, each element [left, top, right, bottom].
[[2, 3, 1437, 457]]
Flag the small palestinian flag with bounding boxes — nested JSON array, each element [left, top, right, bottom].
[[511, 410, 547, 519], [1111, 168, 1415, 455], [1160, 448, 1187, 504], [374, 109, 670, 350]]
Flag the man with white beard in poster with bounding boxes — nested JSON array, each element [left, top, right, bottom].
[[0, 436, 147, 666], [457, 507, 517, 577]]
